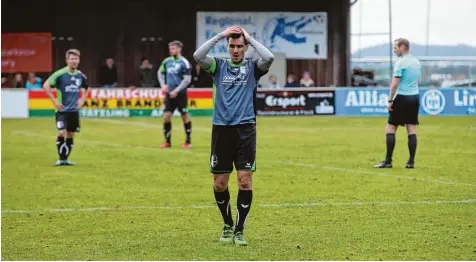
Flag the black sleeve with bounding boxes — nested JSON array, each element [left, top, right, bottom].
[[81, 73, 89, 89], [253, 59, 268, 79]]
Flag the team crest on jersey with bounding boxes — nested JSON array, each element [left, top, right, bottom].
[[75, 78, 82, 87], [239, 66, 247, 75]]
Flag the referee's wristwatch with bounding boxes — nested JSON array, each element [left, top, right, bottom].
[[388, 100, 394, 103]]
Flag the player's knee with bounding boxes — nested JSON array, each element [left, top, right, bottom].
[[406, 125, 417, 135], [385, 124, 396, 134], [181, 113, 189, 122], [214, 178, 228, 192], [58, 130, 66, 137], [237, 174, 252, 190], [66, 132, 75, 138], [163, 112, 172, 122]]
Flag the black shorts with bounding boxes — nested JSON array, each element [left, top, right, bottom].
[[55, 111, 80, 132], [388, 94, 420, 126], [210, 124, 256, 174], [164, 91, 188, 114]]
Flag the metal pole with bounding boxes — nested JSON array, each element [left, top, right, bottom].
[[425, 0, 431, 83], [389, 0, 393, 82], [359, 0, 363, 58], [425, 0, 430, 56]]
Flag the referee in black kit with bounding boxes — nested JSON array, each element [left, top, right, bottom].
[[374, 38, 422, 169]]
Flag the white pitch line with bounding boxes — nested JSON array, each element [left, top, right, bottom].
[[12, 131, 476, 188], [2, 199, 475, 214], [278, 161, 476, 188], [86, 119, 211, 132], [12, 131, 194, 154]]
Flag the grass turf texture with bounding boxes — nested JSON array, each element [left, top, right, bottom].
[[2, 116, 475, 260]]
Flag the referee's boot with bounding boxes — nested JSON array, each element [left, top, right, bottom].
[[373, 161, 392, 168], [405, 162, 415, 169]]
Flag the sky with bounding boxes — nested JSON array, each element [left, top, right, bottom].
[[350, 0, 476, 52]]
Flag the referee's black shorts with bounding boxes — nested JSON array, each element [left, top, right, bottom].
[[388, 94, 420, 126]]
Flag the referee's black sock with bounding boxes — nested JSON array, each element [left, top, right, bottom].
[[65, 138, 74, 160], [56, 136, 66, 160], [235, 189, 253, 233], [164, 122, 171, 144], [385, 133, 396, 163], [214, 187, 233, 227], [408, 134, 417, 163], [184, 121, 192, 144]]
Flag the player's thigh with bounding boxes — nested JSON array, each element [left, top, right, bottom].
[[164, 93, 177, 113], [65, 111, 80, 133], [210, 125, 237, 174], [176, 92, 189, 116], [406, 94, 420, 126], [234, 124, 256, 173], [55, 112, 67, 136], [388, 95, 405, 127]]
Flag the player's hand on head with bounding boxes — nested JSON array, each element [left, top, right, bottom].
[[240, 27, 251, 42], [223, 26, 242, 37]]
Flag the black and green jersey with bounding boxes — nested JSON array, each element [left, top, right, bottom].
[[46, 67, 89, 112]]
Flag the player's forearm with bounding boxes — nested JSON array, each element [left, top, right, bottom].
[[389, 78, 399, 100], [81, 88, 90, 103], [158, 71, 166, 87], [43, 85, 58, 104], [175, 75, 192, 92], [247, 36, 275, 71], [193, 33, 224, 69]]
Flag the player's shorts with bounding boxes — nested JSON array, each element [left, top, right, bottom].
[[210, 124, 256, 174], [55, 111, 80, 132], [164, 91, 188, 114], [388, 94, 420, 126]]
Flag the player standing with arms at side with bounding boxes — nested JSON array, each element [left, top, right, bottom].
[[374, 38, 422, 169], [158, 40, 193, 148], [193, 26, 274, 246], [43, 49, 90, 166]]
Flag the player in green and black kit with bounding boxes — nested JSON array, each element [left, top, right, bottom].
[[194, 26, 274, 246], [158, 40, 193, 149], [43, 49, 90, 166]]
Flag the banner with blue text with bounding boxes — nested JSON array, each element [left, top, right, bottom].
[[335, 88, 476, 116], [196, 12, 328, 59]]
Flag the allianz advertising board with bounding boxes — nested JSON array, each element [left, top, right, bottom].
[[335, 88, 476, 116]]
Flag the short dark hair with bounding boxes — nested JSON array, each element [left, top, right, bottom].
[[227, 33, 247, 44], [395, 38, 410, 50], [168, 40, 183, 48]]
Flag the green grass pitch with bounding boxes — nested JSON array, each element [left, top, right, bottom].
[[1, 116, 475, 260]]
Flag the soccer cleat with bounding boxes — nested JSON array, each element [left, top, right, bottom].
[[63, 160, 75, 166], [160, 142, 171, 149], [233, 231, 248, 246], [405, 162, 415, 169], [373, 161, 392, 168], [181, 143, 192, 149], [54, 160, 64, 166], [219, 225, 234, 244]]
